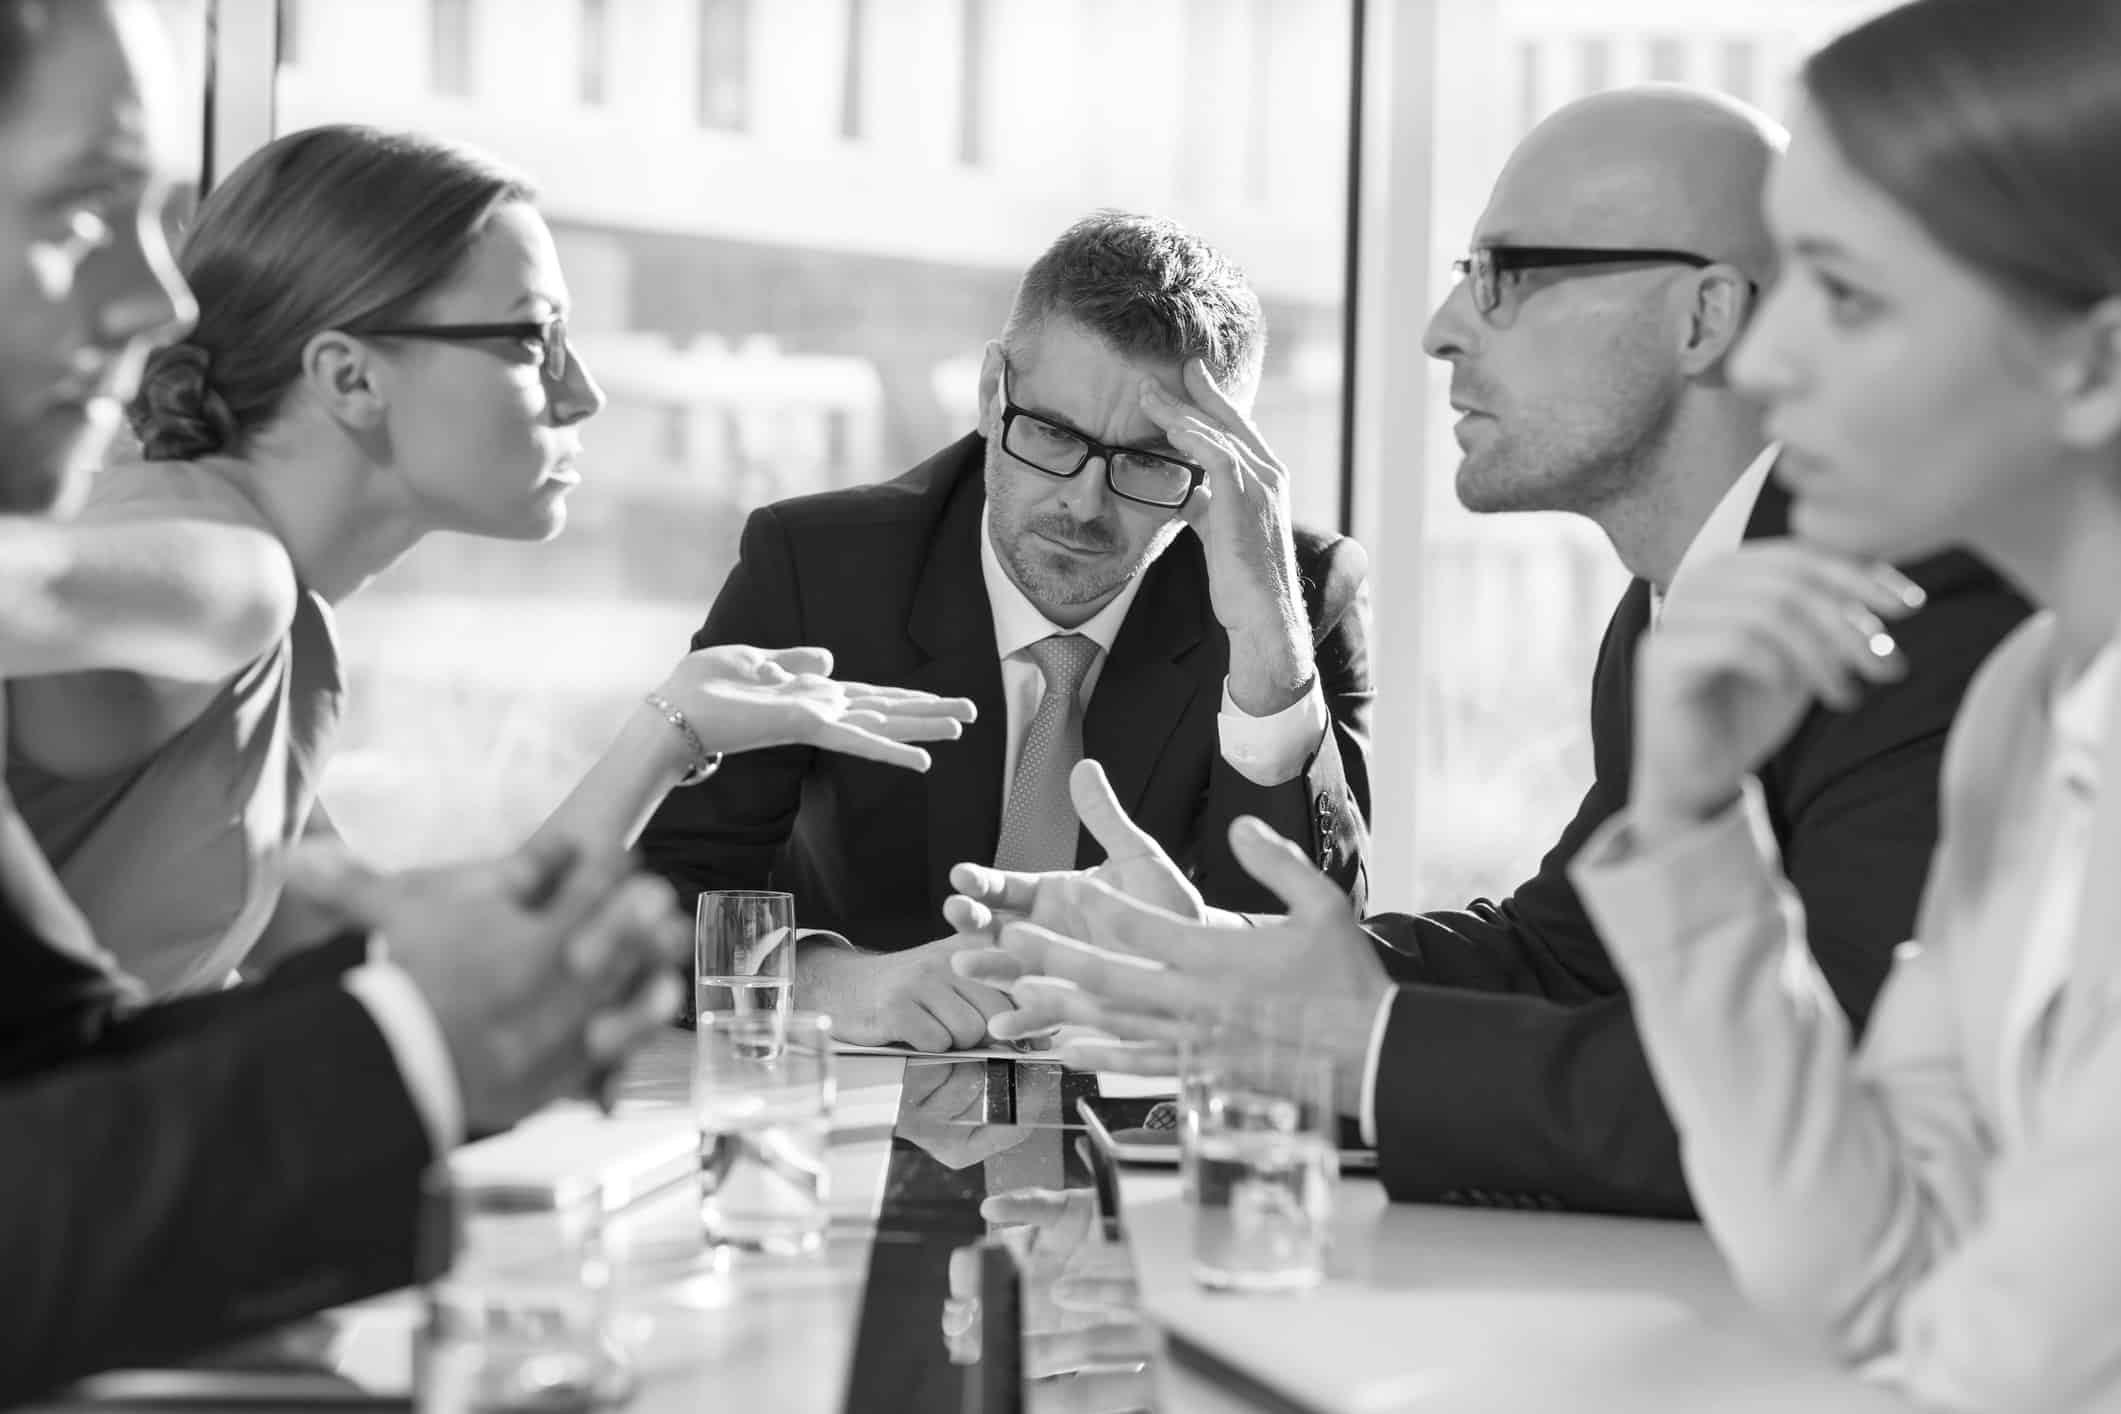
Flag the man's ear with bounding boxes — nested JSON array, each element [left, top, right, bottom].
[[976, 340, 1004, 437], [2056, 295, 2121, 453], [1678, 267, 1755, 378], [300, 330, 388, 432]]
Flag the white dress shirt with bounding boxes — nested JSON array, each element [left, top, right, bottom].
[[1359, 445, 1779, 1145], [1567, 616, 2121, 1413], [1994, 638, 2115, 1146], [1652, 442, 1780, 625], [977, 509, 1327, 812]]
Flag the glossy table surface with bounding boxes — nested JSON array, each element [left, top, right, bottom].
[[48, 1028, 1916, 1413]]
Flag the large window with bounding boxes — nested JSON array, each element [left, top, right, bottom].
[[262, 0, 1354, 866], [239, 0, 1903, 902]]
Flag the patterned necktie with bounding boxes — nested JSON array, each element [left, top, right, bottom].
[[993, 633, 1102, 872]]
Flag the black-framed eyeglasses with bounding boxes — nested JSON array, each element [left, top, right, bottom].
[[347, 312, 571, 382], [996, 361, 1205, 510], [1451, 245, 1724, 315]]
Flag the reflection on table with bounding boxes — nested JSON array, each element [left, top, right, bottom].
[[41, 1031, 1919, 1414]]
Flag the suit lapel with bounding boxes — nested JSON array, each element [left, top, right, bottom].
[[908, 456, 1009, 892], [1742, 471, 1794, 540], [1596, 467, 1784, 782], [1590, 580, 1652, 787], [1081, 535, 1208, 866]]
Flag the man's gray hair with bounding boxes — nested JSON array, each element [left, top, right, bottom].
[[1001, 210, 1266, 388]]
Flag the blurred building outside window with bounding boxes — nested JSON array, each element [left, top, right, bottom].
[[429, 0, 474, 97], [1720, 36, 1763, 106], [266, 0, 1351, 869], [578, 0, 612, 106], [956, 0, 985, 165], [838, 0, 866, 140], [238, 0, 1906, 904], [1646, 33, 1686, 80], [696, 0, 750, 132]]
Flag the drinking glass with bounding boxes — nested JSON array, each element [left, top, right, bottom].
[[691, 889, 795, 1026], [694, 1010, 835, 1256], [416, 1171, 633, 1412], [1174, 1024, 1227, 1204], [1186, 1033, 1337, 1294]]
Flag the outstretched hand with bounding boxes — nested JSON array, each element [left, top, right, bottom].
[[659, 644, 977, 771], [942, 760, 1208, 980], [975, 816, 1387, 1110]]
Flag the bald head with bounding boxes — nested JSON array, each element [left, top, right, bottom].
[[1491, 85, 1786, 286], [1423, 84, 1786, 576]]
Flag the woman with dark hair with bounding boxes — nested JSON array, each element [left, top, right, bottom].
[[1568, 0, 2121, 1406], [4, 123, 973, 996]]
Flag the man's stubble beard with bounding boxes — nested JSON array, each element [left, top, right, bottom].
[[1456, 402, 1676, 522]]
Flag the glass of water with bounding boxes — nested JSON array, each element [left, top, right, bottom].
[[692, 889, 795, 1026], [1187, 1037, 1337, 1294], [416, 1173, 633, 1413], [694, 1009, 835, 1256]]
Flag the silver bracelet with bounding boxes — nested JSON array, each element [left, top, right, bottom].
[[643, 691, 722, 787]]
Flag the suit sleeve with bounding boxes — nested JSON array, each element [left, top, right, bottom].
[[1363, 563, 2026, 1218], [635, 505, 818, 915], [1188, 533, 1373, 915], [0, 979, 432, 1403]]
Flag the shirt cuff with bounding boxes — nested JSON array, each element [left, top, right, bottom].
[[1217, 678, 1329, 787], [343, 957, 464, 1157], [1358, 988, 1397, 1148]]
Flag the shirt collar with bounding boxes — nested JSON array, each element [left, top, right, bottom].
[[2053, 635, 2120, 769], [978, 505, 1146, 660], [1663, 443, 1780, 605]]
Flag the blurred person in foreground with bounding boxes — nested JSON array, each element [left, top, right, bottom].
[[0, 0, 941, 1400], [3, 117, 975, 999], [0, 2, 679, 1397], [1563, 0, 2121, 1405], [945, 84, 2028, 1218], [638, 211, 1374, 1053]]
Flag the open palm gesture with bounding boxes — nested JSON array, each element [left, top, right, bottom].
[[661, 645, 977, 772]]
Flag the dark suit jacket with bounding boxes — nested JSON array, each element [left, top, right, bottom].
[[1365, 479, 2031, 1218], [0, 886, 432, 1402], [639, 433, 1374, 949]]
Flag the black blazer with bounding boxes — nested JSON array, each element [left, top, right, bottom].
[[639, 433, 1374, 949], [0, 888, 432, 1402], [1364, 479, 2031, 1218]]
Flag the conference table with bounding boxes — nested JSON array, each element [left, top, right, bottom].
[[50, 1030, 1915, 1414]]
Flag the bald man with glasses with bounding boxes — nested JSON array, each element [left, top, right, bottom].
[[952, 85, 2029, 1219]]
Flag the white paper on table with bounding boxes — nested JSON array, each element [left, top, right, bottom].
[[830, 1087, 903, 1141], [830, 1022, 1127, 1063], [1094, 1071, 1179, 1099], [832, 1039, 1053, 1062]]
